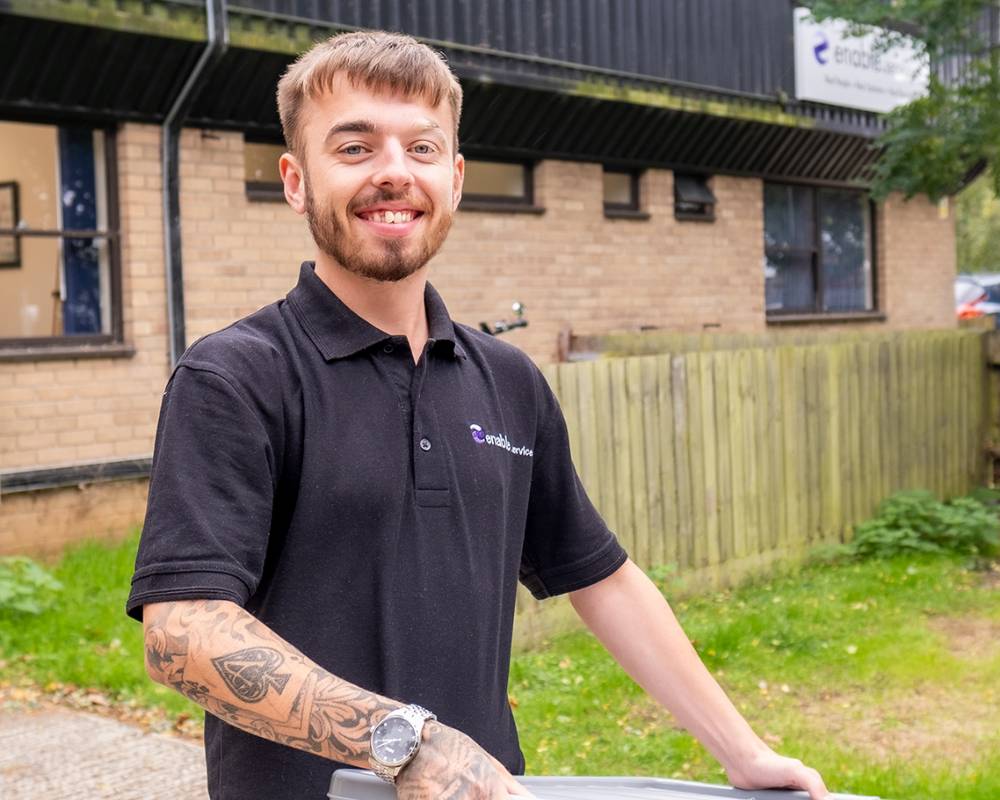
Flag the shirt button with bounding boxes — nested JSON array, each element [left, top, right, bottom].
[[383, 343, 394, 353], [419, 438, 432, 451]]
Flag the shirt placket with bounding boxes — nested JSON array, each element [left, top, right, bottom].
[[410, 342, 451, 508]]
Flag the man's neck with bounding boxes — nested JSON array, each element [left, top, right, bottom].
[[313, 253, 429, 363]]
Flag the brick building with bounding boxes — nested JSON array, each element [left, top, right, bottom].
[[0, 1, 958, 554]]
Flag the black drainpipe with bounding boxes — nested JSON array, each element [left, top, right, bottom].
[[163, 0, 229, 368]]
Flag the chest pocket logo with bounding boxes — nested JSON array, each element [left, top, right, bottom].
[[468, 423, 533, 458]]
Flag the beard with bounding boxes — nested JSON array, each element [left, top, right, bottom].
[[304, 178, 453, 283]]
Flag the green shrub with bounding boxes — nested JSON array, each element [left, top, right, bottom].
[[844, 490, 1000, 560], [0, 556, 62, 615]]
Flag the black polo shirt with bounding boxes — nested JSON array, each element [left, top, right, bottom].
[[127, 262, 627, 800]]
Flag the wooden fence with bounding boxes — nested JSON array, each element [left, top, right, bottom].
[[513, 330, 989, 648]]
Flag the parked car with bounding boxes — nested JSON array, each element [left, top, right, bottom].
[[955, 273, 1000, 323]]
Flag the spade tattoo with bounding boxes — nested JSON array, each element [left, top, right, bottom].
[[212, 647, 291, 703]]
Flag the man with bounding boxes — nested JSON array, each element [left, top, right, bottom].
[[128, 30, 832, 800]]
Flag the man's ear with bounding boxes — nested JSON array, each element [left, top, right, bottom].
[[280, 152, 307, 215], [451, 152, 465, 212]]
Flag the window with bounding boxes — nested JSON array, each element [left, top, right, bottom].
[[603, 169, 646, 218], [245, 140, 286, 201], [674, 173, 716, 221], [0, 121, 121, 348], [764, 183, 875, 315], [460, 159, 539, 212]]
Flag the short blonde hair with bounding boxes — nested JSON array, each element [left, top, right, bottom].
[[277, 30, 463, 157]]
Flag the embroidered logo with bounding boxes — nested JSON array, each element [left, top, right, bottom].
[[469, 423, 533, 457]]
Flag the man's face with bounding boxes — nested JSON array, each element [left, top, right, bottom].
[[282, 75, 464, 283]]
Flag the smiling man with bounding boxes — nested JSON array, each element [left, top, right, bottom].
[[127, 31, 832, 800]]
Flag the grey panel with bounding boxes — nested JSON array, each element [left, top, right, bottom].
[[328, 769, 881, 800]]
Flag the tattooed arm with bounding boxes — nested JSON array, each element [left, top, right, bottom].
[[142, 600, 531, 798]]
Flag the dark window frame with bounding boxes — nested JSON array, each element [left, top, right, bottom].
[[0, 123, 125, 357], [764, 181, 879, 320], [603, 168, 649, 220], [0, 181, 22, 267], [674, 173, 716, 222], [246, 180, 286, 202], [459, 159, 543, 214]]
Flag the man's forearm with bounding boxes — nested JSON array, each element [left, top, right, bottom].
[[568, 560, 766, 771], [142, 600, 401, 765]]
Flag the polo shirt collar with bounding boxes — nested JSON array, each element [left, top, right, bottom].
[[287, 262, 465, 361]]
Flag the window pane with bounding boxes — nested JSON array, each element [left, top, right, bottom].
[[245, 141, 285, 184], [819, 189, 873, 312], [764, 183, 813, 251], [675, 174, 716, 205], [0, 236, 112, 338], [0, 121, 56, 228], [463, 160, 527, 199], [0, 121, 112, 339], [603, 171, 633, 206], [765, 250, 815, 312]]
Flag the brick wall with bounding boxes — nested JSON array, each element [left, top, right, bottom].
[[178, 129, 312, 343], [0, 123, 958, 555], [436, 163, 767, 361], [878, 194, 957, 328], [1, 480, 149, 558]]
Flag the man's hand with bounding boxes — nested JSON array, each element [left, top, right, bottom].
[[396, 721, 534, 800], [725, 745, 830, 800]]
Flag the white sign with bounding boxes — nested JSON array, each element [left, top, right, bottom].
[[793, 7, 928, 113]]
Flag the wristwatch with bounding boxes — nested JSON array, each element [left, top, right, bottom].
[[369, 704, 437, 783]]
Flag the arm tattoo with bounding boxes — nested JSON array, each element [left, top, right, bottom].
[[211, 648, 290, 703], [143, 600, 399, 766]]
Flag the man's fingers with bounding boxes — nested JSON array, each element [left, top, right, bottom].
[[791, 764, 830, 800], [481, 751, 535, 798], [503, 777, 535, 797], [488, 780, 509, 800]]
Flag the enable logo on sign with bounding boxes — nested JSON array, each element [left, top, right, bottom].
[[813, 31, 830, 65], [794, 7, 927, 113]]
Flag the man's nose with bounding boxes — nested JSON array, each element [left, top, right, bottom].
[[370, 140, 413, 193]]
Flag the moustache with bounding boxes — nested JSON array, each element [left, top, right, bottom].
[[348, 190, 430, 215]]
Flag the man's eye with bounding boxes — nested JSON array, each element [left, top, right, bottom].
[[412, 143, 435, 155], [341, 145, 366, 156]]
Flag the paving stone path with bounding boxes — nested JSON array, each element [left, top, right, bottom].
[[0, 708, 209, 799]]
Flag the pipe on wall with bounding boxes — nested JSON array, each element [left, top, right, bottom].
[[162, 0, 229, 368]]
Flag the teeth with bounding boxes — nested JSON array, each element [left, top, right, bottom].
[[364, 210, 415, 224]]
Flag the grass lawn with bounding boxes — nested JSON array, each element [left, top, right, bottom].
[[511, 556, 1000, 799], [1, 532, 998, 799]]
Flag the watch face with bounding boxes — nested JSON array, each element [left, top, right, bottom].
[[372, 716, 418, 766]]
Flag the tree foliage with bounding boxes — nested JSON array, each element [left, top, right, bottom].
[[801, 1, 1000, 201], [956, 173, 1000, 270]]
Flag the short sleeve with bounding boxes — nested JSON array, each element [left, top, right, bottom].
[[519, 372, 628, 599], [125, 363, 276, 621]]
